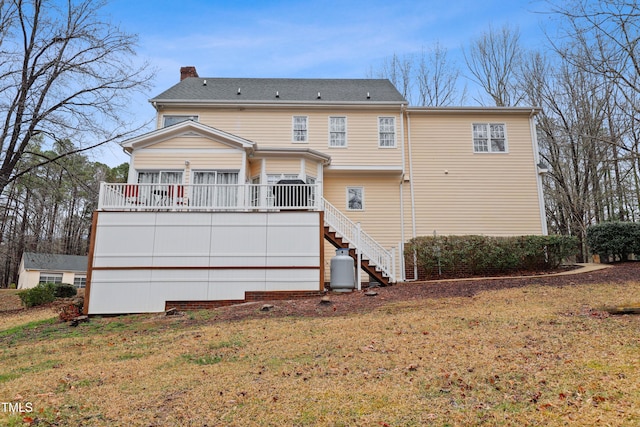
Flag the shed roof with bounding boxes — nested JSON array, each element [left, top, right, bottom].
[[150, 78, 407, 105], [22, 252, 87, 273]]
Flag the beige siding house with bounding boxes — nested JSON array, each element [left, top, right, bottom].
[[87, 66, 546, 314], [18, 252, 87, 289]]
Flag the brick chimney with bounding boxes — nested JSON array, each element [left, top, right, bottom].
[[180, 66, 199, 81]]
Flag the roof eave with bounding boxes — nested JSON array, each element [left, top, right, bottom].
[[251, 147, 331, 165], [120, 120, 256, 152], [406, 106, 542, 115], [150, 99, 408, 110]]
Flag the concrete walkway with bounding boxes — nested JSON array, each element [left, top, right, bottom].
[[403, 263, 611, 285]]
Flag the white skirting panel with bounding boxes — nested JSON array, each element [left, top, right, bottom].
[[87, 211, 321, 314]]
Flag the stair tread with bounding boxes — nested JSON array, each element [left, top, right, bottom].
[[324, 223, 391, 286]]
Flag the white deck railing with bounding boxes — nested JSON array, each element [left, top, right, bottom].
[[98, 183, 320, 211], [97, 183, 396, 283], [322, 198, 396, 284]]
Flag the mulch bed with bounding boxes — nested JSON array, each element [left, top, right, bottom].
[[203, 262, 640, 322]]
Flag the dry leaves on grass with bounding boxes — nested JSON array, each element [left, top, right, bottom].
[[0, 270, 639, 426]]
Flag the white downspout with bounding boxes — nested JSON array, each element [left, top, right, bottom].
[[399, 104, 407, 281], [406, 112, 418, 280]]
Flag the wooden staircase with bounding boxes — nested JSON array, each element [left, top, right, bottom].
[[324, 226, 390, 287]]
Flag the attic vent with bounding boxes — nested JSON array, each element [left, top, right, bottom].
[[317, 92, 321, 99], [276, 91, 279, 98], [237, 87, 241, 95], [367, 92, 370, 99]]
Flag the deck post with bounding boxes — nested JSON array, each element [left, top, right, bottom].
[[356, 222, 362, 291], [391, 246, 396, 283]]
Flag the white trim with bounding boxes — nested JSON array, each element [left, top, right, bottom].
[[326, 165, 403, 172], [137, 148, 244, 154], [346, 186, 364, 211], [328, 116, 347, 148], [292, 115, 309, 143], [121, 120, 255, 151], [530, 113, 548, 235], [127, 152, 137, 184], [317, 162, 324, 201], [251, 147, 331, 164], [407, 106, 542, 114], [152, 100, 408, 109], [260, 158, 267, 185], [378, 116, 397, 148], [472, 123, 509, 154], [241, 150, 248, 183]]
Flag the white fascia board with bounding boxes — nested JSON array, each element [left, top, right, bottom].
[[252, 147, 331, 165], [120, 121, 255, 152], [407, 106, 541, 115], [326, 165, 403, 172], [151, 100, 408, 110]]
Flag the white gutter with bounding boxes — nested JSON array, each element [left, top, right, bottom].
[[151, 100, 409, 110]]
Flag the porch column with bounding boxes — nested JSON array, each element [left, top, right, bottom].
[[260, 158, 268, 208], [317, 162, 324, 209]]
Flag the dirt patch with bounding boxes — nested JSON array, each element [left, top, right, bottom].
[[204, 262, 639, 322], [0, 289, 22, 312]]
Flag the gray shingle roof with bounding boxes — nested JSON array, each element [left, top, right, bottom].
[[150, 78, 407, 104], [22, 252, 87, 272]]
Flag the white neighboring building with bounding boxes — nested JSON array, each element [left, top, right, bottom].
[[17, 252, 87, 289]]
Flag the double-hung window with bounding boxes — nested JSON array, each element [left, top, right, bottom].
[[329, 116, 347, 147], [473, 123, 507, 153], [378, 117, 396, 148], [293, 116, 308, 142], [74, 276, 86, 289]]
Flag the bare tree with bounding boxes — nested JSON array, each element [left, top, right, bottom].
[[463, 24, 523, 106], [548, 0, 640, 116], [370, 53, 414, 103], [0, 0, 154, 196], [417, 42, 466, 106]]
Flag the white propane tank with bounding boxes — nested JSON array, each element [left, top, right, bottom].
[[330, 248, 355, 292]]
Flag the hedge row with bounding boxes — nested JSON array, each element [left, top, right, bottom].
[[586, 221, 640, 262], [18, 282, 77, 308], [405, 235, 579, 279]]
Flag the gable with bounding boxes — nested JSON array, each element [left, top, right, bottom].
[[139, 135, 245, 151], [120, 120, 255, 154]]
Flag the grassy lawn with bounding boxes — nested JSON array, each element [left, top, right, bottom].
[[0, 282, 639, 426]]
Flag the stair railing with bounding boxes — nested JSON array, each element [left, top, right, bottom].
[[322, 198, 396, 283]]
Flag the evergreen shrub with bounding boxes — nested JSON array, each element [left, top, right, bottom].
[[18, 282, 57, 308], [586, 221, 640, 262], [405, 234, 578, 279]]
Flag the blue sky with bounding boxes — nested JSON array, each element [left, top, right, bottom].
[[97, 0, 551, 165]]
